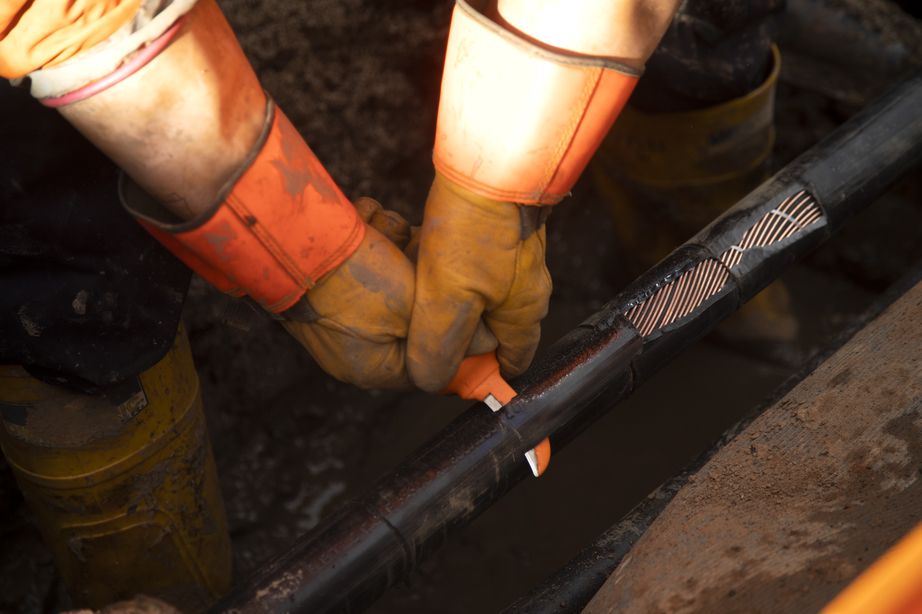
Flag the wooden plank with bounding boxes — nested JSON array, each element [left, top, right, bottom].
[[584, 279, 922, 614]]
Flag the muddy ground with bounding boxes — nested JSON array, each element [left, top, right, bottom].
[[583, 268, 922, 614], [1, 1, 922, 613]]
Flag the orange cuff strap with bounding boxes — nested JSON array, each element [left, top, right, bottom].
[[125, 101, 364, 313], [434, 0, 640, 205]]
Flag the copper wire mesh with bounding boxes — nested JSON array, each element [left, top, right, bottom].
[[624, 191, 822, 337]]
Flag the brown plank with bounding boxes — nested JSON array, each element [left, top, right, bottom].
[[584, 279, 922, 614]]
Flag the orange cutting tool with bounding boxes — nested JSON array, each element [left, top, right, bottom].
[[445, 352, 552, 477]]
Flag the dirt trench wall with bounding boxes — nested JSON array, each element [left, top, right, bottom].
[[584, 278, 922, 614]]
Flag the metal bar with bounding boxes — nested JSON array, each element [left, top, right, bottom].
[[216, 71, 922, 614]]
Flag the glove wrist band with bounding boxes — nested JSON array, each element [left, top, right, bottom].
[[39, 15, 188, 108], [18, 0, 200, 98]]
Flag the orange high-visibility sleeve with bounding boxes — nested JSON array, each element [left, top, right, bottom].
[[126, 102, 365, 314], [433, 0, 641, 205], [0, 0, 140, 78]]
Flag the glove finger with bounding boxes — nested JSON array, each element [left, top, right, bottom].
[[468, 321, 499, 356], [309, 225, 414, 336], [284, 224, 415, 389], [408, 280, 486, 393], [404, 226, 421, 264], [484, 231, 552, 377], [353, 196, 382, 223], [370, 209, 411, 250], [353, 196, 412, 249], [283, 320, 412, 390]]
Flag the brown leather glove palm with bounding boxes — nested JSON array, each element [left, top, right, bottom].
[[282, 198, 415, 390], [408, 174, 553, 392]]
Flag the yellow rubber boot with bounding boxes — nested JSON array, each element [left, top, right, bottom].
[[0, 327, 231, 611], [592, 46, 796, 346]]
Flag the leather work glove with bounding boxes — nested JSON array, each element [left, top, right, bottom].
[[408, 174, 553, 392], [282, 198, 416, 390]]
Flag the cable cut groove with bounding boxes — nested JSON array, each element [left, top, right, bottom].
[[624, 191, 822, 337]]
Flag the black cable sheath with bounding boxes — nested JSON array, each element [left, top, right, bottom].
[[215, 71, 922, 614]]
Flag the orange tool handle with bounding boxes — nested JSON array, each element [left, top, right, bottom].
[[445, 352, 552, 477], [445, 351, 517, 405]]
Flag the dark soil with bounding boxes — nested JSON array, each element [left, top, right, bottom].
[[584, 278, 922, 614], [2, 1, 922, 613]]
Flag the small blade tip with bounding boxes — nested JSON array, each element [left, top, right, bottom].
[[525, 449, 540, 477], [484, 394, 503, 412]]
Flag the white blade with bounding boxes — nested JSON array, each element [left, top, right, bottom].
[[524, 449, 540, 477]]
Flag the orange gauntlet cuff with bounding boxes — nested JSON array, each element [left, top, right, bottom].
[[434, 0, 641, 205], [126, 101, 365, 313]]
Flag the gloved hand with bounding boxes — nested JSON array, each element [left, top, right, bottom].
[[407, 173, 552, 392], [282, 198, 416, 390]]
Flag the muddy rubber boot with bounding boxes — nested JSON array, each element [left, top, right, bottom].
[[592, 45, 800, 355], [0, 326, 231, 611]]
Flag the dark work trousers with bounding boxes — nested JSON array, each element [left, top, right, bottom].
[[0, 82, 191, 392]]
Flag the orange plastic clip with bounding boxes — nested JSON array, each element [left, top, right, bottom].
[[446, 352, 552, 477]]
